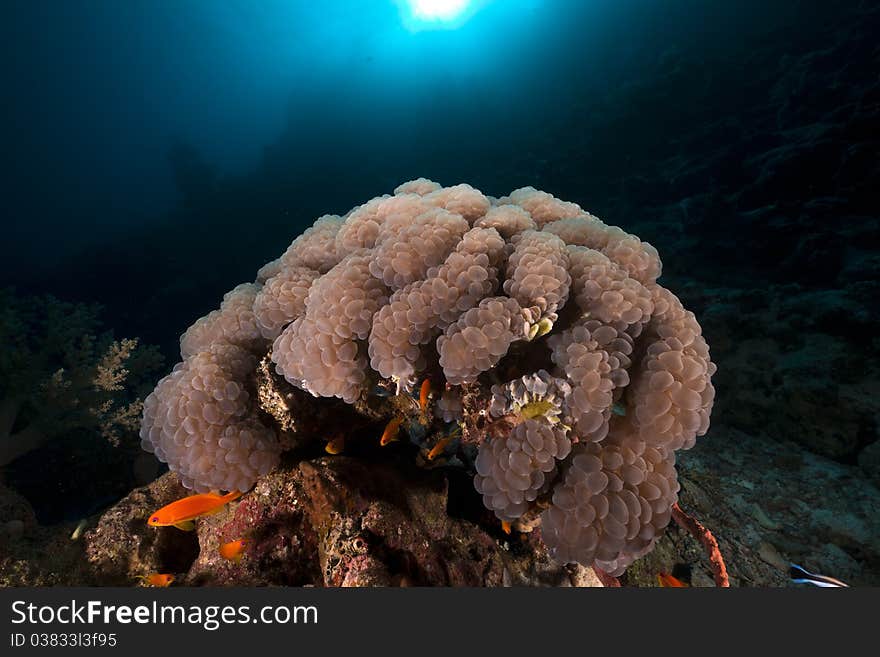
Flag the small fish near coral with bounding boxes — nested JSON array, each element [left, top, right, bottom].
[[138, 573, 175, 587], [426, 435, 454, 461], [657, 573, 688, 588], [147, 491, 242, 531], [419, 378, 432, 414], [325, 435, 345, 454], [380, 416, 404, 446], [219, 538, 248, 563], [789, 564, 848, 588]]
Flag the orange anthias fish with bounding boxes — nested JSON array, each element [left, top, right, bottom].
[[501, 521, 512, 535], [138, 573, 175, 587], [325, 435, 345, 454], [219, 539, 248, 563], [419, 379, 432, 413], [657, 573, 689, 588], [380, 416, 403, 446], [427, 436, 452, 461], [147, 491, 242, 531]]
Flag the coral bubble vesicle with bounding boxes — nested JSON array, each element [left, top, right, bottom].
[[139, 179, 716, 574]]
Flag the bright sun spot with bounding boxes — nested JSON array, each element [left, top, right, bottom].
[[409, 0, 470, 21]]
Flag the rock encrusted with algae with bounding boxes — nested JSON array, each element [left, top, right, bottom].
[[83, 462, 600, 587]]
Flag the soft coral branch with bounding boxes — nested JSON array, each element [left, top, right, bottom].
[[0, 398, 47, 466], [0, 396, 21, 439], [671, 502, 730, 587], [0, 423, 47, 467], [0, 289, 163, 466]]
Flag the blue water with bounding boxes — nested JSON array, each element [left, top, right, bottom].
[[3, 0, 823, 342]]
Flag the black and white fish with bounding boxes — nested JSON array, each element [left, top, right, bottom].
[[790, 563, 848, 588]]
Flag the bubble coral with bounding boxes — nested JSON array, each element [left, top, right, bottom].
[[141, 343, 278, 492], [140, 180, 715, 576]]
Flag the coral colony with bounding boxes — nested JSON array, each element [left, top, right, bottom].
[[141, 179, 716, 576], [0, 290, 159, 467]]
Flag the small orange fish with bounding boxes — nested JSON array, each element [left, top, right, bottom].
[[501, 520, 512, 535], [138, 573, 175, 587], [325, 435, 345, 454], [427, 436, 452, 461], [147, 490, 242, 531], [219, 538, 248, 563], [657, 572, 688, 588], [380, 416, 403, 446], [419, 379, 432, 413]]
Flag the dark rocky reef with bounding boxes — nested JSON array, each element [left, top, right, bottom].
[[6, 427, 878, 586], [1, 460, 602, 587]]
